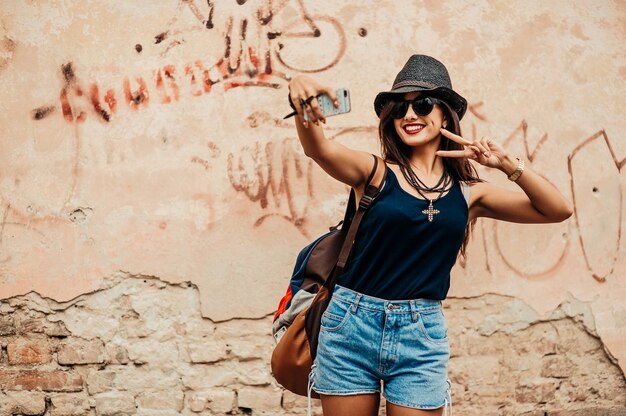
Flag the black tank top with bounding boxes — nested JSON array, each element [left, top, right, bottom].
[[338, 163, 469, 300]]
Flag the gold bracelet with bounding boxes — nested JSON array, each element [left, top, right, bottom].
[[507, 157, 525, 182]]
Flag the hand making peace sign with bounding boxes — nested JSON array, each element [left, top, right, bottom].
[[435, 127, 508, 171]]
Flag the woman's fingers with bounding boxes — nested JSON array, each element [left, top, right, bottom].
[[292, 94, 304, 116], [288, 76, 337, 126], [300, 91, 320, 125], [305, 94, 325, 124], [437, 145, 485, 160], [439, 128, 496, 160], [440, 127, 473, 146], [479, 136, 492, 157], [475, 137, 490, 157], [436, 149, 473, 158], [321, 86, 340, 108]]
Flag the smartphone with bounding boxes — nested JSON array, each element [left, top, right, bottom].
[[304, 87, 351, 122]]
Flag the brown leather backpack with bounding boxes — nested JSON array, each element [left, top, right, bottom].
[[271, 154, 387, 397]]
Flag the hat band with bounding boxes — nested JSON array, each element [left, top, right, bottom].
[[391, 80, 439, 90]]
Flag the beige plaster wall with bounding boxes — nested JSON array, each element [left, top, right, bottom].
[[0, 0, 625, 413]]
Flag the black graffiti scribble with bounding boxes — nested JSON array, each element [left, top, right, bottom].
[[161, 0, 346, 73], [31, 106, 55, 120]]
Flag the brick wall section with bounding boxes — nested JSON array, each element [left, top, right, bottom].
[[8, 340, 52, 364], [0, 275, 624, 416]]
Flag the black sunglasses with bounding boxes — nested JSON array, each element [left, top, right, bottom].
[[389, 96, 442, 119]]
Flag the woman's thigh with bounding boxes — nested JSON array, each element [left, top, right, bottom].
[[319, 394, 445, 416], [320, 393, 380, 416], [386, 401, 444, 416]]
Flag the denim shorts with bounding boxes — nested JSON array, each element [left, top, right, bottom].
[[310, 284, 452, 411]]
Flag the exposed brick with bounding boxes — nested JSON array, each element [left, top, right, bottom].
[[45, 321, 72, 337], [228, 335, 271, 361], [549, 408, 626, 416], [135, 389, 184, 411], [119, 315, 152, 338], [94, 391, 136, 416], [7, 340, 52, 364], [237, 387, 282, 412], [515, 380, 558, 404], [0, 370, 83, 392], [86, 369, 117, 394], [282, 389, 324, 415], [186, 339, 229, 363], [20, 318, 45, 333], [105, 343, 129, 364], [207, 389, 236, 414], [0, 315, 16, 335], [187, 389, 236, 414], [541, 355, 576, 378], [88, 367, 182, 396], [1, 390, 46, 415], [49, 394, 91, 416], [236, 359, 272, 386], [58, 338, 105, 365], [188, 393, 206, 412], [181, 363, 237, 390]]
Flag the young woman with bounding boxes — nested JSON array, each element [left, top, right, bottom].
[[286, 55, 573, 416]]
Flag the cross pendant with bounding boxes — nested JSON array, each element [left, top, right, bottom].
[[422, 200, 440, 222]]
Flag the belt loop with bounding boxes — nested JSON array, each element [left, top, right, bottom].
[[410, 300, 418, 322], [351, 294, 361, 314]]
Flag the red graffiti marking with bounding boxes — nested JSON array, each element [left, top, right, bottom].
[[33, 42, 281, 123], [491, 120, 566, 278], [104, 89, 117, 113], [185, 64, 203, 97], [155, 70, 171, 104], [163, 65, 179, 101], [501, 120, 548, 163], [32, 0, 348, 123], [227, 125, 376, 236], [90, 84, 113, 122], [191, 156, 210, 170], [468, 101, 487, 122], [60, 86, 77, 122], [194, 60, 214, 94], [568, 129, 625, 282], [461, 108, 625, 284], [123, 76, 149, 109], [227, 139, 313, 234]]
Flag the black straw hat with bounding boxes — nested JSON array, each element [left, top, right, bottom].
[[374, 54, 467, 120]]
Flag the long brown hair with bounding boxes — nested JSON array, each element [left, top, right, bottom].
[[377, 98, 483, 259]]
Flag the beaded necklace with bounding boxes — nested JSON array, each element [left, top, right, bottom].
[[399, 164, 453, 222]]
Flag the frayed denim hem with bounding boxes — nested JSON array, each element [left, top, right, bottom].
[[384, 378, 453, 415]]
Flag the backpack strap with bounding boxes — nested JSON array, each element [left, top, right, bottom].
[[338, 153, 384, 231], [335, 154, 387, 271]]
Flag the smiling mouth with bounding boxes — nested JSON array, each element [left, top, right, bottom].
[[403, 124, 425, 134]]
